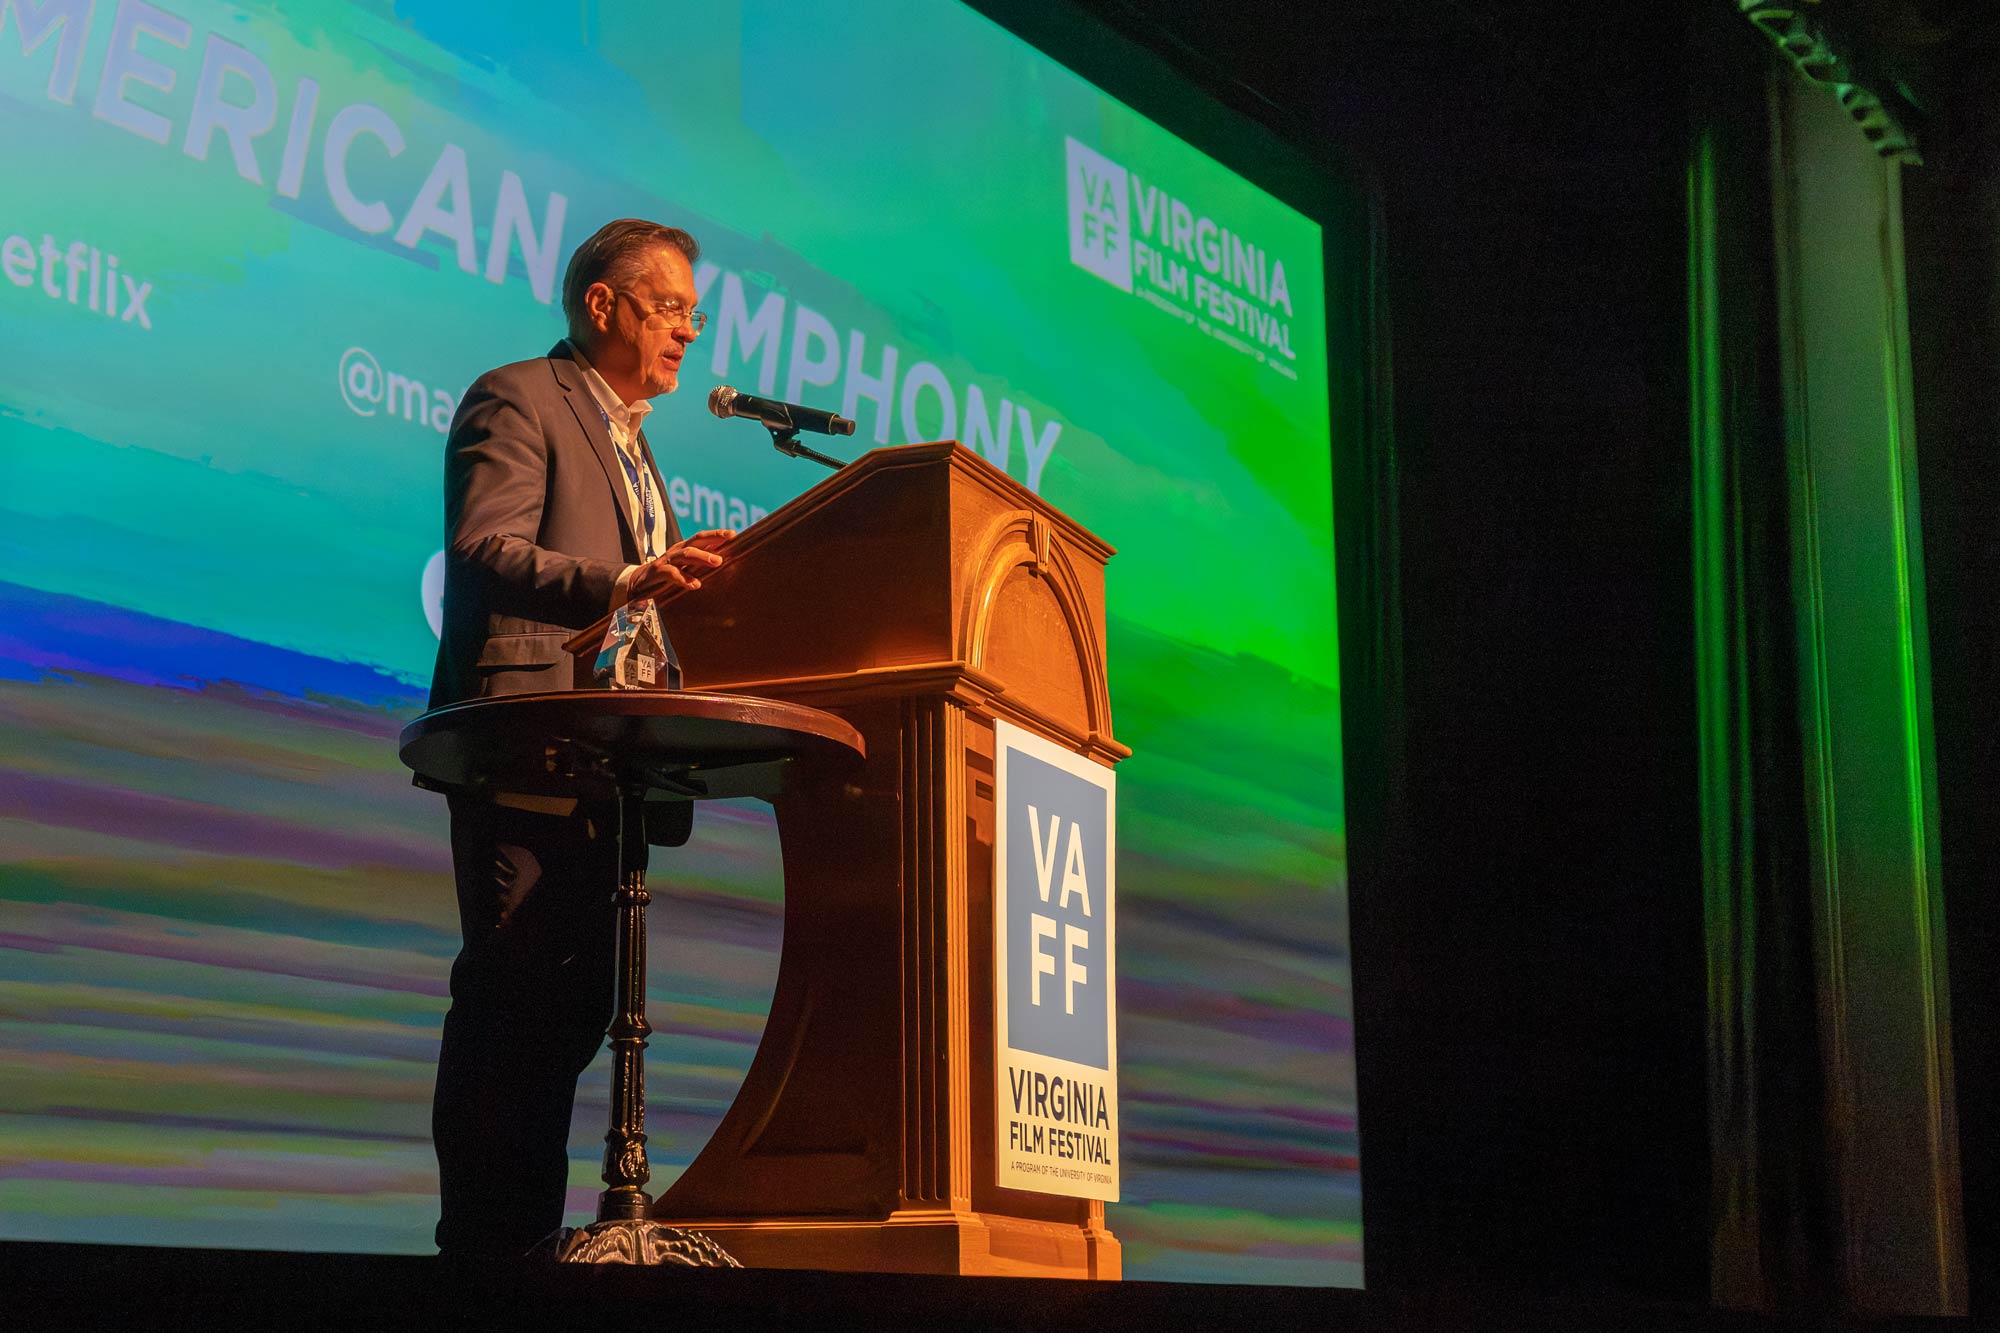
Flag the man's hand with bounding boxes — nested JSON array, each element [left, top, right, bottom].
[[629, 528, 735, 600]]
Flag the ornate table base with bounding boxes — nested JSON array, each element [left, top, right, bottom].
[[528, 1221, 742, 1267]]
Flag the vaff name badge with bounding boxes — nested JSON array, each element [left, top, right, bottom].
[[992, 719, 1119, 1200]]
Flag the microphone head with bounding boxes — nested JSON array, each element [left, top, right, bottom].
[[707, 385, 738, 419]]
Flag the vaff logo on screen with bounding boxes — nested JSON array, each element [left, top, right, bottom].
[[993, 719, 1119, 1201], [1067, 138, 1133, 292], [1062, 135, 1300, 376]]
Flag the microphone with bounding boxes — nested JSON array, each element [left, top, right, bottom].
[[708, 385, 856, 437]]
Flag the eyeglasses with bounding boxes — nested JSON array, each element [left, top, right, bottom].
[[615, 289, 707, 333]]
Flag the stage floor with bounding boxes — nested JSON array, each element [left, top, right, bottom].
[[0, 1240, 1947, 1331]]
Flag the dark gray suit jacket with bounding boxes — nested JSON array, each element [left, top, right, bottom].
[[429, 341, 684, 710]]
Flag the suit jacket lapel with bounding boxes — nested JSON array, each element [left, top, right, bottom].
[[546, 342, 643, 562]]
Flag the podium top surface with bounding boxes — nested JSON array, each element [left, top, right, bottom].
[[398, 690, 864, 802]]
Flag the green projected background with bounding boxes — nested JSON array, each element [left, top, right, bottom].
[[0, 0, 1357, 1285]]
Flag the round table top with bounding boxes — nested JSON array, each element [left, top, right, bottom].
[[398, 690, 865, 802]]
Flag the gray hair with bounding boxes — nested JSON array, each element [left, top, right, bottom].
[[561, 218, 701, 340]]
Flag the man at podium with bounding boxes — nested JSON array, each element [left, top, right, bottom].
[[425, 217, 733, 1259]]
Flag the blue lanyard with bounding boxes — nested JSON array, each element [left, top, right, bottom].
[[601, 406, 658, 560]]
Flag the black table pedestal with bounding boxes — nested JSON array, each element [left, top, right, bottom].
[[529, 788, 740, 1268], [399, 691, 865, 1270]]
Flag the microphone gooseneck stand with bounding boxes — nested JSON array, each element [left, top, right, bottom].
[[766, 423, 845, 470]]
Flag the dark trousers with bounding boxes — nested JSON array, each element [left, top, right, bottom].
[[432, 794, 632, 1256]]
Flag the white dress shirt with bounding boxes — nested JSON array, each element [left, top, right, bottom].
[[566, 339, 670, 603]]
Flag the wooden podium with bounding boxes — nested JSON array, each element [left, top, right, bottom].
[[650, 440, 1127, 1278]]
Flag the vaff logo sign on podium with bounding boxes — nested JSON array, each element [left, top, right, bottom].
[[993, 720, 1119, 1200]]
